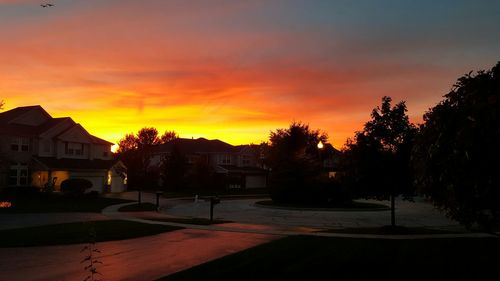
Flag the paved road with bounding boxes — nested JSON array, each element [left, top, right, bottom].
[[163, 197, 466, 231], [105, 191, 467, 231]]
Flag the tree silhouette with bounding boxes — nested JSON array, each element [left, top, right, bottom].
[[412, 62, 500, 229], [342, 96, 416, 227], [160, 130, 178, 143], [116, 127, 176, 201], [267, 122, 328, 203], [161, 142, 185, 191]]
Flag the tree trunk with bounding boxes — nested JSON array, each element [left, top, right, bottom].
[[390, 193, 396, 227]]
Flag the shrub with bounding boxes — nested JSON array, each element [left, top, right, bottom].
[[61, 179, 93, 198], [269, 178, 351, 206]]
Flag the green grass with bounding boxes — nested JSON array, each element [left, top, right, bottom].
[[145, 217, 232, 225], [119, 203, 158, 212], [0, 196, 131, 213], [256, 200, 389, 211], [0, 220, 183, 247], [157, 235, 500, 281]]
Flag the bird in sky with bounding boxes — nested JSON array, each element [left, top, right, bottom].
[[41, 3, 54, 8]]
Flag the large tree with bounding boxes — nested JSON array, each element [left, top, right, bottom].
[[161, 142, 185, 191], [342, 96, 416, 227], [267, 122, 329, 204], [412, 62, 500, 229], [116, 127, 177, 201]]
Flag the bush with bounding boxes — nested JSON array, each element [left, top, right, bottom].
[[60, 179, 93, 198], [269, 178, 351, 206]]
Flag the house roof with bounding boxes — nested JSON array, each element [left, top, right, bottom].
[[0, 106, 113, 145], [154, 138, 236, 154], [33, 157, 117, 170], [0, 105, 50, 124], [91, 135, 114, 145], [36, 117, 73, 134]]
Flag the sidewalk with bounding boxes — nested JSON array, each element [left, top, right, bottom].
[[0, 227, 277, 281]]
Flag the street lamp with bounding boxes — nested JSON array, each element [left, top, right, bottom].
[[317, 141, 324, 149], [317, 141, 324, 162]]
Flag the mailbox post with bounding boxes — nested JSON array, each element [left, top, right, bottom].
[[209, 196, 220, 221], [155, 191, 163, 211]]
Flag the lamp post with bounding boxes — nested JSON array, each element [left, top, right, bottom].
[[317, 141, 325, 174], [317, 141, 324, 159]]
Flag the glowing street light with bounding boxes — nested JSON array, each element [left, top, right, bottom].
[[317, 141, 324, 149]]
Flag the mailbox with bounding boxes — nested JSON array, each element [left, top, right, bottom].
[[209, 196, 221, 221]]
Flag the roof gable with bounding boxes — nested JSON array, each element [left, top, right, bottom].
[[56, 124, 94, 143], [38, 118, 75, 137]]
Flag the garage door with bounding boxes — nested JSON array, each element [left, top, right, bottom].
[[245, 175, 266, 189], [81, 176, 105, 193]]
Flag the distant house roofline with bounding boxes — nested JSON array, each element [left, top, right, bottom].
[[0, 105, 114, 146]]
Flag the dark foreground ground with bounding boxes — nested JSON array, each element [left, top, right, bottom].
[[158, 235, 500, 281]]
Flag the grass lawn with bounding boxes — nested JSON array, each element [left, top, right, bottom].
[[0, 196, 132, 213], [0, 220, 182, 247], [157, 235, 500, 281], [145, 217, 232, 225], [321, 225, 463, 235], [119, 203, 158, 212]]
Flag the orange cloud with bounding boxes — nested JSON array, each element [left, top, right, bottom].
[[1, 1, 497, 148]]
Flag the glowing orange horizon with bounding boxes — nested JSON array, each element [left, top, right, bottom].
[[2, 1, 497, 150]]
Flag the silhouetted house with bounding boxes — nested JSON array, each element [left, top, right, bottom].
[[0, 106, 126, 193], [151, 138, 268, 189]]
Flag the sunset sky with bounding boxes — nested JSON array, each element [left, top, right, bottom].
[[1, 0, 499, 149]]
